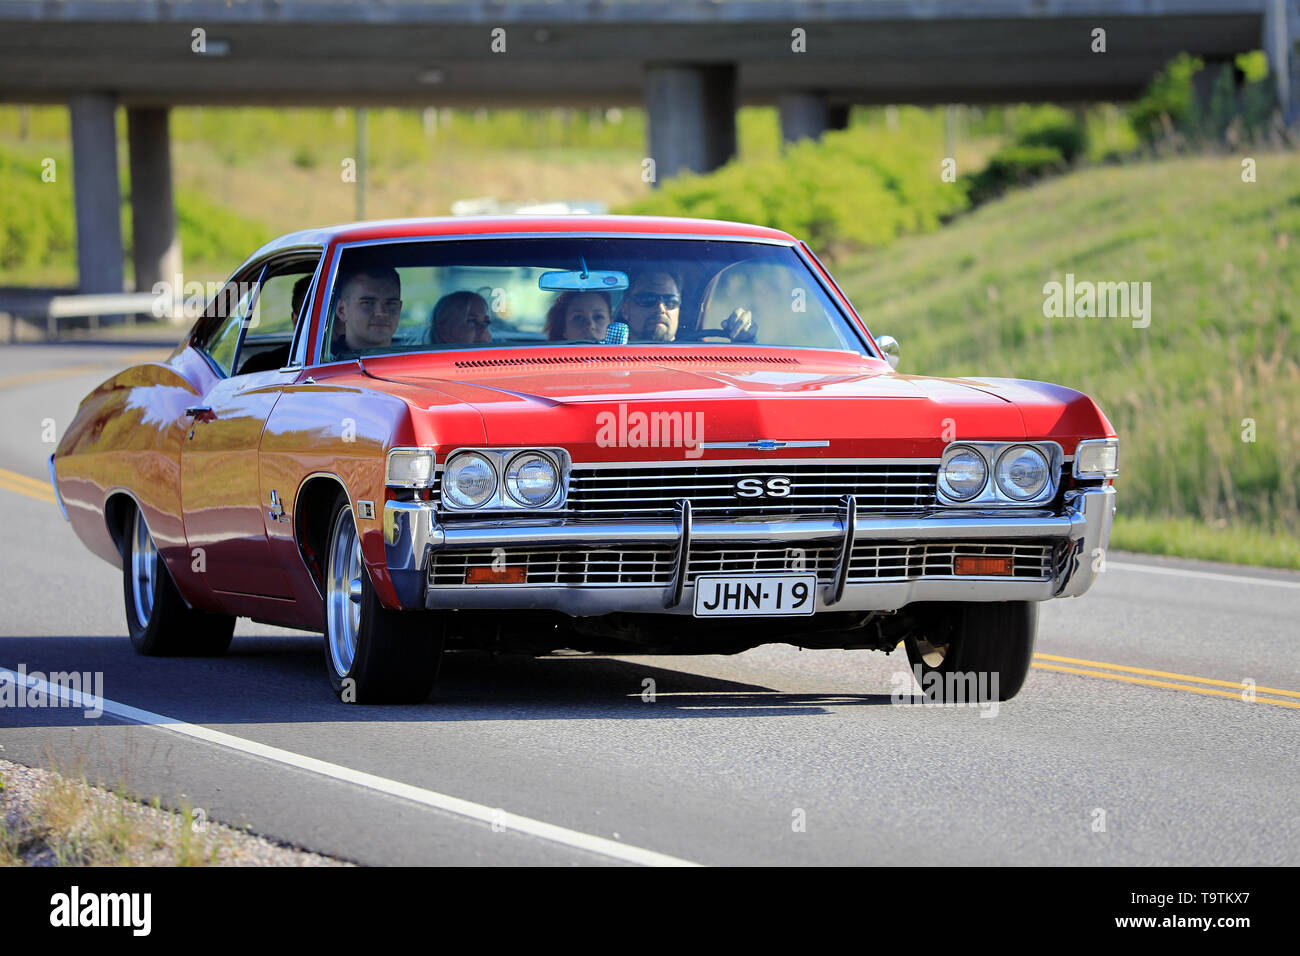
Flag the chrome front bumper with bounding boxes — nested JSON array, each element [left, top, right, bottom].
[[382, 486, 1116, 614]]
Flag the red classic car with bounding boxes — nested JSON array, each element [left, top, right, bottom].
[[50, 216, 1118, 703]]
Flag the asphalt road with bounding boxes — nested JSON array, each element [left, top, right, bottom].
[[1, 341, 1297, 866]]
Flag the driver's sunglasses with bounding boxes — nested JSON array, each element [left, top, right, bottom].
[[631, 293, 681, 310]]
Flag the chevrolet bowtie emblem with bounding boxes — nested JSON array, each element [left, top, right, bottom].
[[748, 441, 787, 450]]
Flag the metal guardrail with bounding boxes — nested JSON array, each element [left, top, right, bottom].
[[0, 291, 188, 341]]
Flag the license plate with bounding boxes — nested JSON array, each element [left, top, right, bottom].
[[692, 573, 818, 617]]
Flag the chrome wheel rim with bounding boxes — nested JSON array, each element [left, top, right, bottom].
[[326, 506, 364, 678], [913, 635, 949, 668], [131, 510, 158, 626]]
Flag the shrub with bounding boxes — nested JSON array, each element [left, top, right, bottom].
[[963, 144, 1067, 204]]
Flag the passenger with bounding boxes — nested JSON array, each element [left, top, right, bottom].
[[619, 271, 755, 342], [430, 291, 492, 345], [331, 267, 402, 360], [545, 290, 613, 341]]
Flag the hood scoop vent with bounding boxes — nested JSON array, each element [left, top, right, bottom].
[[453, 353, 801, 370]]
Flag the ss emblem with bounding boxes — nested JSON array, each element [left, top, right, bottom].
[[734, 476, 792, 498]]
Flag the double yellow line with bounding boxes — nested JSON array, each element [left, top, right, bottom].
[[0, 466, 55, 504], [1033, 653, 1300, 709]]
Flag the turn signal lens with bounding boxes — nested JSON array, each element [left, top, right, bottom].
[[1074, 438, 1120, 479], [954, 555, 1014, 576], [466, 566, 526, 584], [386, 448, 435, 488]]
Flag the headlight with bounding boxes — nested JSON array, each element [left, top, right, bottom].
[[386, 448, 435, 488], [1074, 438, 1119, 479], [443, 452, 497, 509], [995, 445, 1050, 500], [504, 452, 559, 507], [939, 446, 988, 501]]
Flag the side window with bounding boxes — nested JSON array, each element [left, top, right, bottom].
[[234, 263, 317, 374], [200, 279, 261, 376]]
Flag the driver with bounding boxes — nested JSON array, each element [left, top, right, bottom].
[[618, 271, 755, 342], [331, 267, 402, 360]]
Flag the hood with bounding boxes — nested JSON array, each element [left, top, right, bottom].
[[364, 351, 1041, 461]]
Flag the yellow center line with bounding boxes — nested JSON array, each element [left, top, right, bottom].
[[0, 466, 56, 504], [1032, 663, 1300, 709], [1034, 652, 1300, 699]]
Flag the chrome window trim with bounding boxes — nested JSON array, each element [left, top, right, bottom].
[[791, 241, 875, 356], [308, 232, 867, 367], [283, 246, 329, 371]]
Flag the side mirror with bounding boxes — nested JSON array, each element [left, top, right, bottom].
[[876, 334, 901, 369]]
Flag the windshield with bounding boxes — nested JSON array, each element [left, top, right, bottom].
[[319, 237, 867, 361]]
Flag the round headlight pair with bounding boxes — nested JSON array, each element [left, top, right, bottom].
[[940, 445, 1051, 502], [443, 451, 559, 509]]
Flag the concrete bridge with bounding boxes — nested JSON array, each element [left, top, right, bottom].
[[1, 0, 1295, 298]]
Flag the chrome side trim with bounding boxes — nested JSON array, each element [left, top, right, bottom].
[[49, 454, 69, 521]]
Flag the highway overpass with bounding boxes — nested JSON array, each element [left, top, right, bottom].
[[0, 0, 1295, 297]]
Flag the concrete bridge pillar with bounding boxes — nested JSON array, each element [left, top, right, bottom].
[[778, 92, 829, 144], [69, 94, 124, 294], [127, 107, 181, 295], [644, 63, 737, 184], [1264, 0, 1299, 123]]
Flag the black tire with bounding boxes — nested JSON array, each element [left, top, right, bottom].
[[122, 506, 235, 656], [322, 492, 443, 703], [903, 601, 1037, 702]]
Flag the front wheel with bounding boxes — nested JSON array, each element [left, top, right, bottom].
[[122, 506, 234, 656], [323, 493, 443, 703], [903, 601, 1037, 702]]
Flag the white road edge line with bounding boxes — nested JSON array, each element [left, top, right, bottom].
[[0, 666, 701, 868], [1108, 561, 1300, 590]]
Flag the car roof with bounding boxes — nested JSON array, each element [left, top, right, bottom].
[[247, 215, 798, 260]]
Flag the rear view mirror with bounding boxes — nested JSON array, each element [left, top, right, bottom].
[[539, 270, 628, 292]]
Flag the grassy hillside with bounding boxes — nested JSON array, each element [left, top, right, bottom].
[[835, 154, 1300, 567]]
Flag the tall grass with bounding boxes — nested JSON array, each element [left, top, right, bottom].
[[836, 155, 1300, 543]]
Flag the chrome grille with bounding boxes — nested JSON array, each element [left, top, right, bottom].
[[566, 462, 938, 519], [847, 541, 1055, 582], [428, 547, 674, 588], [687, 544, 838, 583], [426, 540, 1056, 589]]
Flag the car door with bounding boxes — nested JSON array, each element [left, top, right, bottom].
[[180, 255, 318, 598]]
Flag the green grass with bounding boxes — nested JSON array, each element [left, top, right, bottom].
[[1111, 515, 1300, 570], [835, 153, 1300, 565]]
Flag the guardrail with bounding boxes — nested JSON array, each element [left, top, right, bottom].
[[0, 290, 189, 341]]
